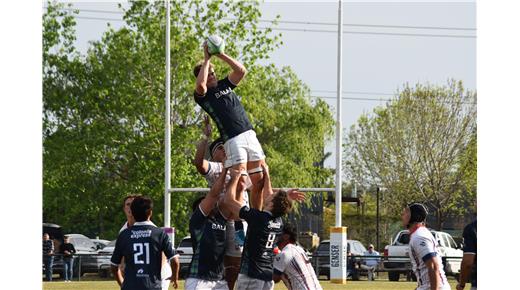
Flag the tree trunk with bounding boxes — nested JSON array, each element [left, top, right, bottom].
[[435, 208, 444, 231]]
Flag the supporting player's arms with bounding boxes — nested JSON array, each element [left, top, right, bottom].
[[215, 53, 247, 86], [199, 167, 228, 215], [224, 168, 245, 215], [425, 256, 441, 290], [110, 265, 124, 287], [193, 115, 211, 174]]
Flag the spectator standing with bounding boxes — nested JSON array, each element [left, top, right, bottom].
[[60, 236, 77, 282], [360, 244, 380, 281], [43, 233, 54, 281]]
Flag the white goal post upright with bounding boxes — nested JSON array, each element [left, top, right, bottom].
[[330, 0, 348, 284], [164, 0, 171, 229]]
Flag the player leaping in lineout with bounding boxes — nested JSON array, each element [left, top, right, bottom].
[[193, 41, 267, 210]]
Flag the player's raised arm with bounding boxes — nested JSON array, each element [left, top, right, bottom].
[[224, 168, 247, 215], [199, 167, 228, 215], [215, 52, 247, 86], [195, 43, 212, 96]]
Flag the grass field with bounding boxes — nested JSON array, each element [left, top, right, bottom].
[[43, 277, 459, 290]]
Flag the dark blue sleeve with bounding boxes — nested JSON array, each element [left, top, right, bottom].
[[422, 252, 437, 262], [110, 234, 124, 265], [222, 76, 237, 89], [189, 206, 207, 231], [161, 231, 177, 260], [462, 223, 477, 254], [239, 206, 260, 223]]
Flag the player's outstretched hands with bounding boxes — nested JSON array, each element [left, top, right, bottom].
[[287, 188, 306, 203]]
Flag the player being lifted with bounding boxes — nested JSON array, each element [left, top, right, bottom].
[[110, 196, 180, 290], [193, 41, 267, 210], [223, 165, 305, 290]]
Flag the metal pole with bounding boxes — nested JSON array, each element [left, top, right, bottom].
[[376, 186, 380, 250], [164, 0, 171, 228], [335, 0, 343, 227]]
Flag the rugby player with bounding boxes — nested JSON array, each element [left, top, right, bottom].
[[111, 196, 180, 290], [402, 203, 451, 290], [273, 224, 322, 290]]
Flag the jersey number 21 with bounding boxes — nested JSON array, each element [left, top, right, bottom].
[[134, 243, 150, 264]]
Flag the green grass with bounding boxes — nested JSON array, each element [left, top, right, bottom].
[[43, 276, 459, 290]]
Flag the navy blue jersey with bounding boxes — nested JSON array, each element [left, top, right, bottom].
[[462, 220, 477, 287], [194, 77, 253, 141], [239, 206, 283, 281], [188, 205, 228, 281], [111, 221, 176, 290]]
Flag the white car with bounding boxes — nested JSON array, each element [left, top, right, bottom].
[[176, 236, 193, 278]]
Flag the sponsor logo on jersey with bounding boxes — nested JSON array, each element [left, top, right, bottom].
[[215, 88, 232, 99], [136, 268, 149, 277], [268, 220, 282, 229], [212, 223, 226, 231], [130, 230, 152, 239]]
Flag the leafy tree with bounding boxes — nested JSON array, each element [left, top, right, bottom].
[[344, 80, 477, 230], [43, 0, 334, 240]]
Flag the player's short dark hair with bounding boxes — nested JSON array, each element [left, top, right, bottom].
[[271, 190, 293, 218], [282, 223, 297, 243], [192, 196, 205, 212], [123, 194, 140, 207], [131, 196, 153, 222], [193, 62, 214, 78]]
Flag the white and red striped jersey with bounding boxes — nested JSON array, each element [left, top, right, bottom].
[[273, 244, 322, 290], [409, 226, 451, 290]]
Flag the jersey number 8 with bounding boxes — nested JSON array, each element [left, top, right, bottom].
[[134, 242, 150, 264], [265, 233, 276, 249]]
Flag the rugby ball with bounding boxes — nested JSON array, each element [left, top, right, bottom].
[[207, 35, 225, 55]]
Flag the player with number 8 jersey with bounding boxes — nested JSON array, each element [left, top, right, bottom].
[[223, 165, 304, 290]]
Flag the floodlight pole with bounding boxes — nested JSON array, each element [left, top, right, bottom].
[[164, 0, 171, 228]]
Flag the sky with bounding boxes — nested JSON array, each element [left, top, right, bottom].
[[44, 0, 476, 169]]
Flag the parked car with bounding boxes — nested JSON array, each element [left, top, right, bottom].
[[54, 234, 103, 277], [91, 239, 110, 250], [312, 239, 370, 280], [383, 229, 463, 281], [176, 236, 193, 278], [98, 240, 116, 278]]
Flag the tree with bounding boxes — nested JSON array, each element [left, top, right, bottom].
[[344, 80, 477, 230], [43, 0, 335, 240]]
